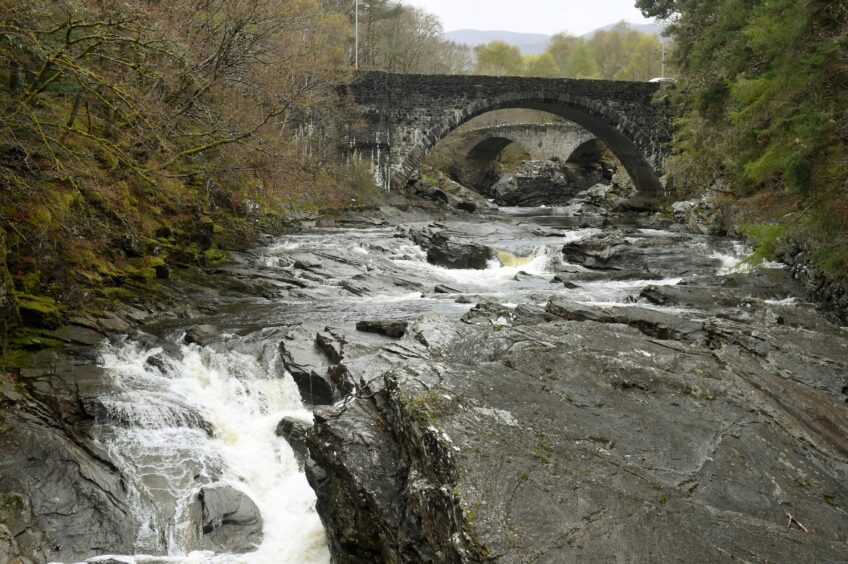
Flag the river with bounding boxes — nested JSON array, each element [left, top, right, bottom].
[[78, 203, 760, 563]]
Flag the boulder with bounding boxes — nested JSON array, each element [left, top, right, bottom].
[[433, 284, 461, 294], [183, 324, 220, 347], [411, 169, 496, 213], [280, 326, 336, 405], [560, 229, 724, 277], [189, 486, 263, 553], [671, 193, 738, 236], [409, 229, 493, 270], [356, 320, 408, 339], [410, 180, 449, 205], [492, 160, 608, 207], [315, 328, 345, 364], [275, 416, 311, 465]]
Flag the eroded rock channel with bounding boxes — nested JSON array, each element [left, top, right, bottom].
[[2, 189, 847, 562]]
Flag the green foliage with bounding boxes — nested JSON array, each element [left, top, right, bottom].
[[497, 143, 531, 172], [562, 42, 601, 79], [474, 41, 525, 76], [646, 0, 848, 274], [472, 23, 663, 81], [740, 223, 787, 265], [524, 54, 558, 78]]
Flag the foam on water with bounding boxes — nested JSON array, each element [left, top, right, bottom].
[[391, 246, 551, 289], [92, 339, 330, 564]]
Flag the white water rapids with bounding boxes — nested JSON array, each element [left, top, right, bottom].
[[90, 339, 329, 563], [76, 215, 752, 563]]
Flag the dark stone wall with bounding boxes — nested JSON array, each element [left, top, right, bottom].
[[346, 71, 672, 195]]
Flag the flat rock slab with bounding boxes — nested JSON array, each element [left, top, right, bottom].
[[308, 307, 848, 563], [560, 228, 727, 277], [546, 298, 705, 343]]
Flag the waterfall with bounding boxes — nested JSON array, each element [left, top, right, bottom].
[[94, 335, 330, 563]]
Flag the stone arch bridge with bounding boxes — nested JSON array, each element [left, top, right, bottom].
[[453, 122, 598, 164], [346, 71, 672, 196], [442, 122, 608, 193]]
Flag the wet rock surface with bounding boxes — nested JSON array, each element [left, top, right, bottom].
[[0, 351, 139, 563], [188, 485, 263, 553], [559, 228, 723, 277], [308, 293, 848, 563], [492, 160, 610, 207], [355, 319, 408, 338], [276, 416, 312, 466], [3, 193, 848, 563], [407, 227, 494, 270]]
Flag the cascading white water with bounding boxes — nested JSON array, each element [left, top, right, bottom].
[[93, 338, 330, 564]]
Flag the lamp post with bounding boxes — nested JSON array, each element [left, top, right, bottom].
[[355, 0, 359, 69]]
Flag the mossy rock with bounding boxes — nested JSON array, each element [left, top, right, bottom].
[[167, 242, 202, 266], [12, 271, 40, 294], [9, 328, 64, 350], [15, 294, 62, 330], [0, 349, 35, 370], [127, 256, 168, 280], [96, 286, 138, 302], [204, 247, 229, 267]]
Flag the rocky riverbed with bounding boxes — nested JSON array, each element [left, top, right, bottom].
[[1, 183, 847, 563]]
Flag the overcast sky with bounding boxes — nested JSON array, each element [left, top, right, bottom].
[[404, 0, 655, 36]]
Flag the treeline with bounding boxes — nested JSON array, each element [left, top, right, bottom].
[[333, 0, 473, 74], [474, 23, 665, 80], [637, 0, 848, 274]]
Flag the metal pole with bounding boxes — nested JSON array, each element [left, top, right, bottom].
[[355, 0, 359, 70]]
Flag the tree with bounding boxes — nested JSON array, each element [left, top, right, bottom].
[[525, 53, 558, 77], [536, 24, 661, 80], [364, 5, 472, 73], [637, 0, 848, 274], [474, 41, 525, 76], [546, 33, 581, 75], [563, 42, 600, 79], [359, 0, 404, 68], [612, 33, 662, 81]]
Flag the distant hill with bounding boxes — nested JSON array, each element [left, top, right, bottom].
[[582, 22, 668, 40], [444, 22, 667, 55], [443, 30, 552, 55]]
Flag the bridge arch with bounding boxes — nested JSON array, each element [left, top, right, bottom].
[[397, 92, 661, 195], [348, 72, 671, 198], [566, 138, 611, 166], [465, 136, 528, 162]]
